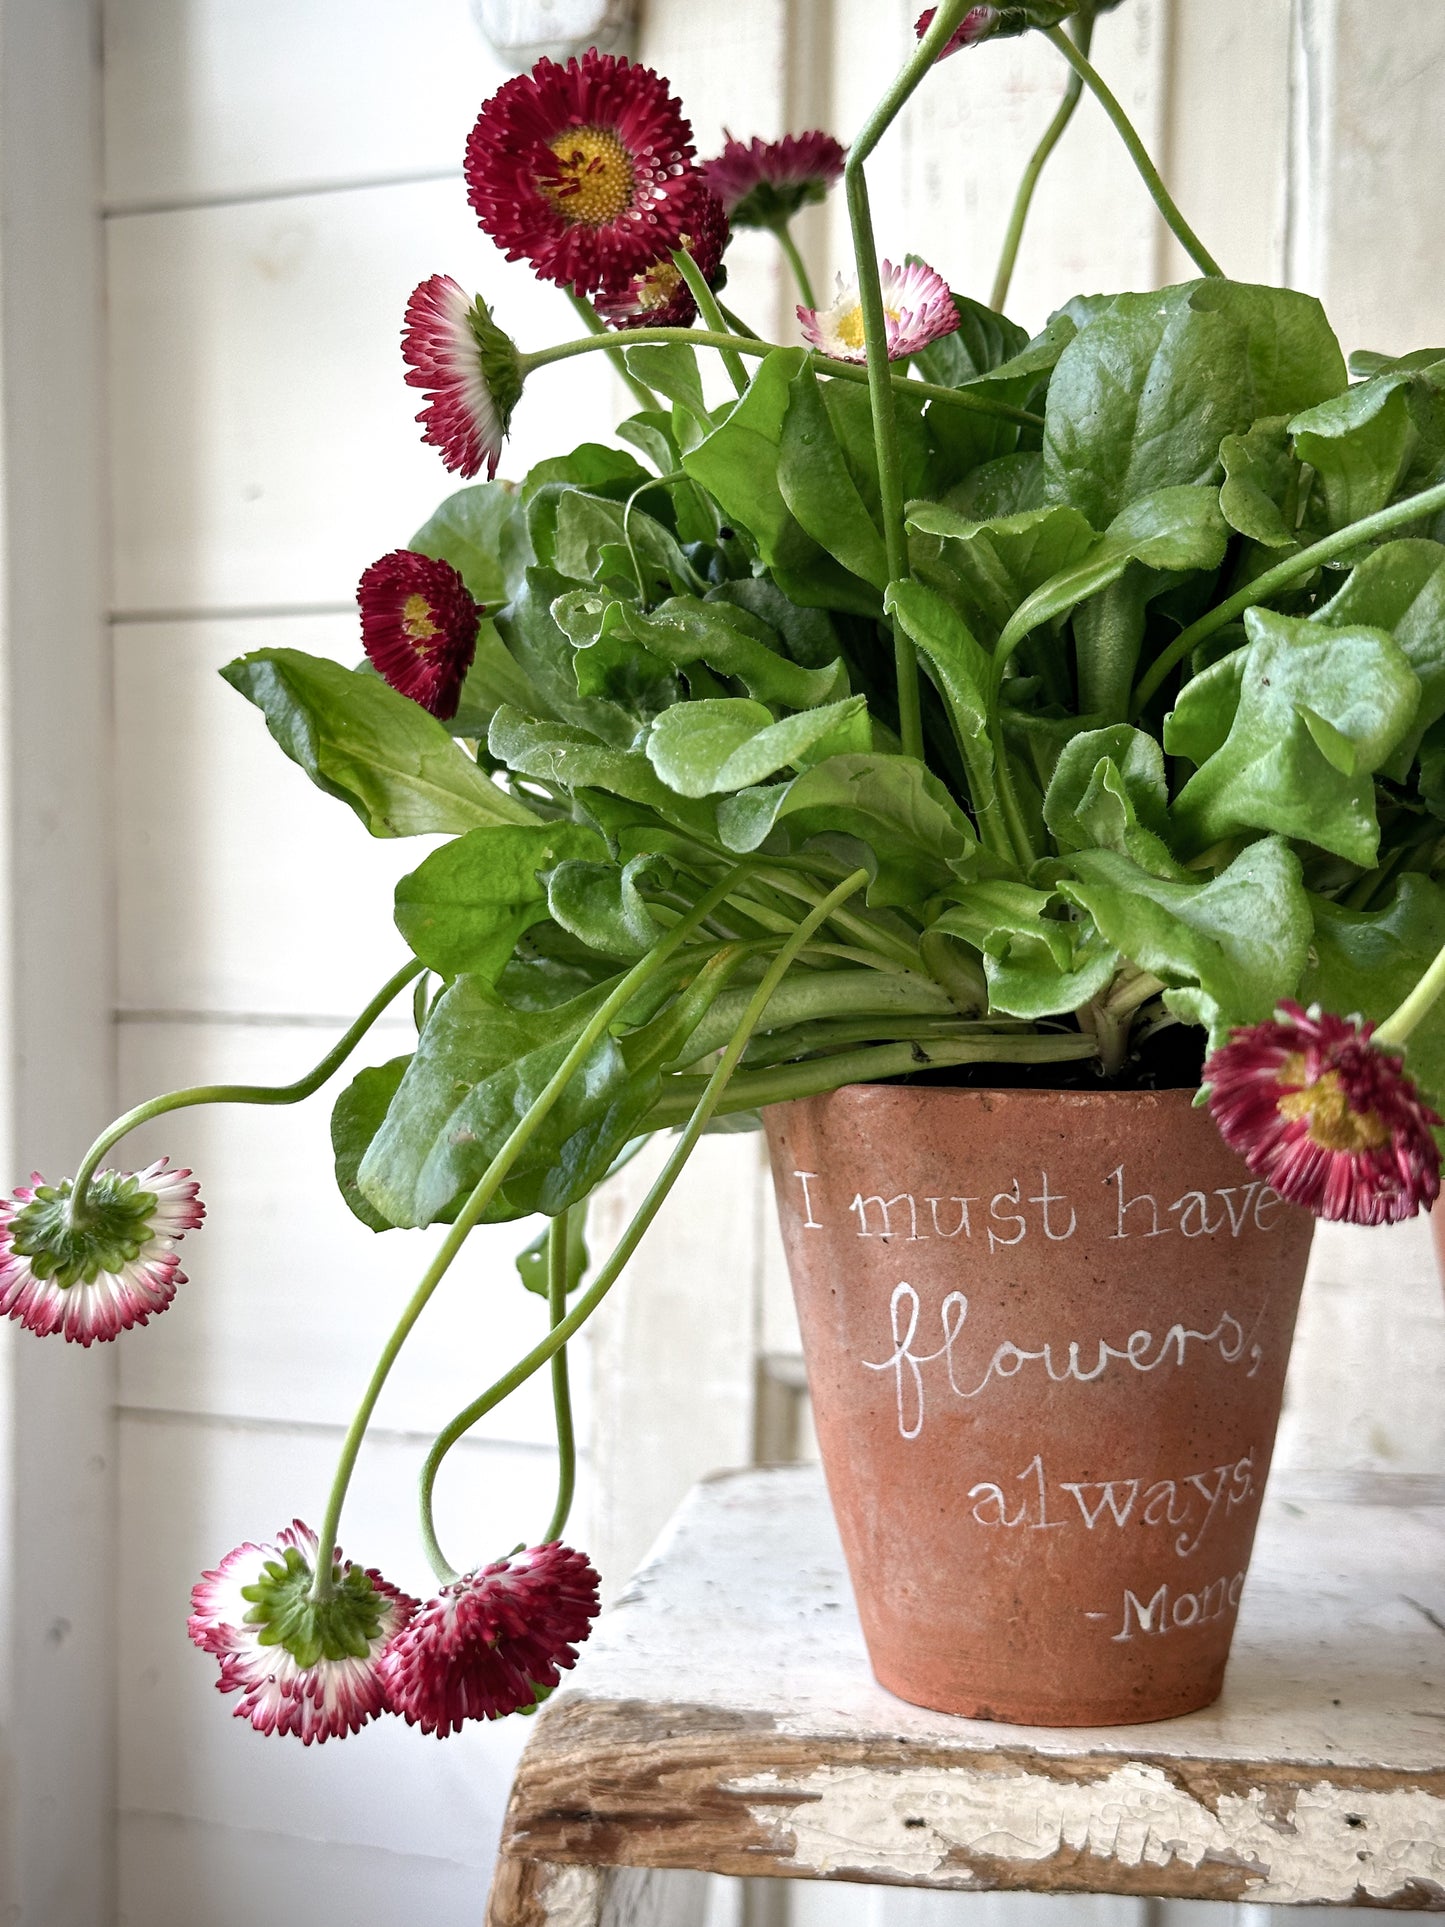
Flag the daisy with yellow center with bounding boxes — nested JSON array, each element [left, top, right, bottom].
[[357, 550, 482, 722], [465, 49, 699, 294], [798, 257, 959, 363], [1204, 1001, 1440, 1225]]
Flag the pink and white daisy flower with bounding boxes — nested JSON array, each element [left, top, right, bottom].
[[1204, 1000, 1442, 1225], [358, 549, 481, 721], [382, 1542, 600, 1736], [701, 131, 846, 229], [0, 1157, 203, 1345], [798, 258, 959, 363], [464, 50, 699, 295], [402, 274, 520, 481], [593, 185, 730, 331], [189, 1521, 418, 1744]]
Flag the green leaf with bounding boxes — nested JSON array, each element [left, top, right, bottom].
[[521, 443, 652, 504], [560, 591, 849, 711], [777, 361, 889, 589], [497, 567, 649, 746], [410, 481, 531, 604], [1309, 538, 1445, 778], [487, 706, 720, 839], [359, 952, 738, 1228], [930, 879, 1073, 969], [331, 1057, 410, 1231], [1218, 416, 1303, 549], [546, 853, 671, 960], [1170, 606, 1420, 865], [717, 751, 978, 906], [1062, 836, 1311, 1027], [393, 823, 605, 978], [1043, 281, 1345, 526], [912, 292, 1030, 388], [1043, 725, 1184, 875], [515, 1210, 590, 1299], [645, 695, 870, 797], [623, 342, 707, 417], [985, 923, 1120, 1019], [906, 501, 1097, 636], [682, 349, 880, 615], [1289, 374, 1416, 531], [1301, 874, 1445, 1113], [220, 649, 538, 835], [1162, 649, 1248, 766], [885, 579, 997, 830], [448, 620, 541, 739], [550, 493, 699, 599], [994, 486, 1229, 664]]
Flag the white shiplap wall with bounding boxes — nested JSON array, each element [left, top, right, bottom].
[[103, 4, 617, 1920], [87, 3, 1445, 1924]]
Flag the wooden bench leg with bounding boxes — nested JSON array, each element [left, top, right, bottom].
[[485, 1855, 717, 1926]]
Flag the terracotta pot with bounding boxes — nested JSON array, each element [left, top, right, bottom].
[[764, 1084, 1314, 1727]]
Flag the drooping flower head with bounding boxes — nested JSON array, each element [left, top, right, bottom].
[[916, 5, 1002, 56], [402, 274, 520, 480], [382, 1542, 600, 1737], [798, 258, 959, 363], [1204, 1000, 1442, 1225], [915, 2, 1087, 55], [465, 50, 698, 294], [593, 185, 730, 331], [0, 1158, 203, 1345], [188, 1521, 418, 1743], [701, 131, 847, 229], [359, 550, 481, 722]]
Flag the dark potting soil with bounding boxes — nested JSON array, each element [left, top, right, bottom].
[[904, 1020, 1208, 1094]]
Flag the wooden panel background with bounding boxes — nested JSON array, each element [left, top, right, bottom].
[[77, 2, 1445, 1924]]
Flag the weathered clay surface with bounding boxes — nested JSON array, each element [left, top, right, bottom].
[[763, 1086, 1316, 1724]]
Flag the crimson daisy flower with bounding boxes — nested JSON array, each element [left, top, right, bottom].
[[188, 1521, 418, 1744], [1204, 1000, 1442, 1225], [464, 50, 698, 294], [0, 1157, 203, 1345], [701, 131, 846, 229], [799, 258, 959, 363], [402, 274, 520, 481], [593, 185, 730, 331], [359, 550, 481, 722], [381, 1542, 600, 1736]]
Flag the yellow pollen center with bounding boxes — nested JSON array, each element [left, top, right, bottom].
[[401, 593, 439, 652], [1276, 1056, 1390, 1153], [542, 126, 636, 227], [634, 260, 683, 311], [836, 302, 902, 350]]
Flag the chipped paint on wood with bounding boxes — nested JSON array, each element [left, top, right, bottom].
[[730, 1760, 1445, 1904]]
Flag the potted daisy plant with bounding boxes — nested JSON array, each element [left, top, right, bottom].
[[10, 0, 1445, 1734]]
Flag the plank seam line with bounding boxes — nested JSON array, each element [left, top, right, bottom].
[[103, 166, 462, 220], [117, 1405, 585, 1450], [111, 602, 357, 625], [115, 1008, 417, 1030], [115, 1801, 488, 1870]]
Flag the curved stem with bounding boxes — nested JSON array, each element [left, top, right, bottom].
[[774, 222, 817, 311], [542, 1207, 576, 1546], [566, 288, 659, 411], [673, 249, 746, 394], [311, 869, 749, 1602], [1376, 940, 1445, 1049], [417, 869, 872, 1576], [521, 327, 1044, 428], [1131, 476, 1445, 716], [991, 14, 1092, 312], [1042, 27, 1222, 278], [69, 959, 423, 1220], [842, 0, 972, 764], [647, 1029, 1101, 1125]]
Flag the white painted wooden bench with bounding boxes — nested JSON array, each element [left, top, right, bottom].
[[485, 1463, 1445, 1925]]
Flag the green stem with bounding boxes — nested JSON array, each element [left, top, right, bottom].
[[1042, 27, 1222, 279], [991, 14, 1092, 312], [520, 327, 1044, 428], [542, 1207, 576, 1546], [68, 959, 423, 1220], [673, 250, 747, 394], [566, 288, 659, 411], [648, 1030, 1101, 1125], [1131, 477, 1445, 715], [717, 301, 762, 340], [1376, 941, 1445, 1049], [773, 222, 817, 310], [676, 966, 955, 1066], [417, 870, 872, 1576], [311, 869, 748, 1602]]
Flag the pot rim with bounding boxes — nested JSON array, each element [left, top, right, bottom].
[[762, 1080, 1206, 1115]]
